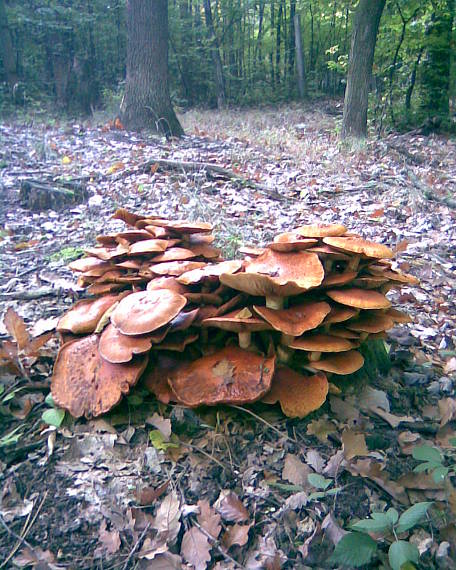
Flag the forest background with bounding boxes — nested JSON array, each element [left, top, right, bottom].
[[0, 0, 454, 135]]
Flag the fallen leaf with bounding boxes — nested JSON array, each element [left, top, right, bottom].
[[98, 520, 121, 555], [181, 527, 211, 570], [444, 357, 456, 375], [222, 523, 251, 548], [342, 430, 369, 460], [307, 417, 337, 442], [136, 481, 170, 506], [215, 490, 249, 523], [3, 308, 29, 351], [357, 386, 390, 412], [147, 413, 172, 439], [436, 425, 456, 448], [153, 493, 181, 544], [197, 499, 221, 539], [347, 459, 409, 504], [306, 450, 325, 473], [439, 398, 456, 427], [282, 454, 312, 487], [322, 512, 347, 545], [371, 407, 416, 428], [330, 396, 360, 423]]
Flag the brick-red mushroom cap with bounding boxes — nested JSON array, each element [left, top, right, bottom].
[[168, 346, 275, 407], [262, 367, 328, 418], [327, 288, 391, 309], [346, 312, 395, 333], [51, 334, 148, 418], [177, 260, 243, 286], [98, 323, 153, 364], [253, 301, 331, 337], [310, 350, 365, 375], [289, 333, 356, 352], [111, 289, 187, 335], [268, 233, 317, 252], [323, 236, 394, 259], [57, 294, 123, 335], [295, 223, 347, 238]]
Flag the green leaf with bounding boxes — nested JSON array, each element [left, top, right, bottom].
[[307, 473, 332, 490], [432, 466, 449, 483], [449, 437, 456, 447], [0, 425, 23, 447], [149, 430, 179, 451], [330, 532, 378, 567], [388, 540, 419, 570], [42, 408, 65, 428], [0, 385, 4, 397], [352, 512, 394, 534], [127, 393, 143, 406], [396, 502, 432, 533], [45, 392, 55, 407], [386, 508, 399, 525], [412, 446, 443, 464]]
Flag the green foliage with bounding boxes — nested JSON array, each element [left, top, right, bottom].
[[413, 444, 456, 483], [331, 532, 378, 567], [49, 246, 84, 263], [42, 390, 65, 427]]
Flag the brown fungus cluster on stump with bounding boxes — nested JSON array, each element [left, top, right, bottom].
[[51, 210, 419, 419]]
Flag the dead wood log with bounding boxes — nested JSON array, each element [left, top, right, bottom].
[[20, 179, 88, 211]]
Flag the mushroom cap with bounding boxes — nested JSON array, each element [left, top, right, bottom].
[[384, 308, 412, 324], [202, 308, 272, 333], [57, 294, 122, 334], [143, 354, 184, 404], [321, 271, 358, 287], [238, 246, 267, 258], [111, 289, 187, 335], [310, 350, 365, 374], [262, 367, 328, 418], [307, 245, 350, 260], [112, 207, 146, 227], [188, 244, 221, 259], [145, 219, 213, 234], [86, 282, 127, 296], [327, 288, 391, 309], [221, 250, 324, 297], [151, 247, 197, 263], [353, 276, 389, 289], [98, 323, 152, 363], [295, 224, 347, 238], [328, 327, 360, 339], [323, 305, 358, 325], [116, 259, 143, 270], [168, 346, 275, 406], [289, 333, 356, 352], [146, 276, 188, 295], [129, 239, 169, 255], [154, 330, 199, 352], [367, 266, 420, 285], [69, 256, 110, 273], [182, 233, 216, 245], [177, 260, 243, 285], [323, 237, 394, 259], [85, 245, 129, 261], [168, 308, 200, 331], [51, 334, 148, 418], [268, 233, 317, 252], [150, 260, 207, 277], [346, 313, 394, 333], [253, 301, 331, 336]]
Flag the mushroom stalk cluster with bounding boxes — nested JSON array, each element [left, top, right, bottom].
[[51, 209, 418, 419]]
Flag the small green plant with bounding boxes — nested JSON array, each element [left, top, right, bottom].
[[49, 246, 85, 263], [412, 444, 456, 483], [41, 392, 65, 428], [331, 502, 433, 569]]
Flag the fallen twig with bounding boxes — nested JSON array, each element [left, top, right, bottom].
[[0, 287, 64, 301], [408, 171, 456, 209], [192, 520, 246, 570], [121, 522, 150, 570]]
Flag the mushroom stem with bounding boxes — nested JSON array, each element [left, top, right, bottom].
[[200, 328, 209, 345], [281, 333, 295, 346], [265, 296, 284, 310], [359, 332, 369, 342], [277, 344, 293, 363], [381, 283, 393, 294], [238, 332, 252, 349], [347, 254, 361, 272], [324, 259, 333, 273], [309, 351, 322, 362]]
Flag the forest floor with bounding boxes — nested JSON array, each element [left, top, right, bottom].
[[0, 101, 455, 569]]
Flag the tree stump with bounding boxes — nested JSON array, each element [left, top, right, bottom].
[[19, 179, 88, 211]]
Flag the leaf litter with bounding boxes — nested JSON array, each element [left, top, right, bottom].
[[0, 103, 456, 567]]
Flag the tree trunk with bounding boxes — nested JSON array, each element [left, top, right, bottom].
[[0, 0, 19, 90], [341, 0, 385, 139], [294, 13, 306, 99], [120, 0, 183, 137], [420, 0, 454, 126], [203, 0, 226, 108]]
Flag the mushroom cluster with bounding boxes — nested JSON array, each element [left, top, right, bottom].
[[51, 209, 418, 419]]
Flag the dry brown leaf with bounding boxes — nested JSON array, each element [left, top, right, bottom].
[[222, 523, 251, 549], [398, 431, 429, 455], [181, 527, 211, 570], [3, 308, 30, 351], [397, 472, 444, 491], [330, 396, 360, 423], [147, 413, 172, 439], [444, 357, 456, 375], [306, 450, 325, 473], [197, 499, 221, 539], [282, 453, 312, 487], [321, 513, 347, 546], [306, 417, 337, 442], [346, 459, 409, 504], [214, 490, 249, 523], [136, 481, 170, 506], [437, 425, 456, 448], [341, 430, 368, 460], [98, 520, 121, 555], [439, 398, 456, 427], [152, 493, 181, 544], [371, 406, 416, 428]]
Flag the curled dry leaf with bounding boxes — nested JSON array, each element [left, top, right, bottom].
[[341, 429, 369, 461], [181, 527, 211, 570], [346, 459, 409, 504], [282, 454, 312, 487], [306, 417, 337, 442], [152, 493, 181, 544], [223, 523, 252, 549], [197, 499, 221, 539], [3, 307, 30, 350], [215, 490, 249, 523]]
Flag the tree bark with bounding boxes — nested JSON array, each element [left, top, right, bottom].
[[294, 13, 306, 99], [120, 0, 183, 137], [420, 0, 454, 126], [203, 0, 226, 108], [341, 0, 386, 139], [0, 0, 19, 90]]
